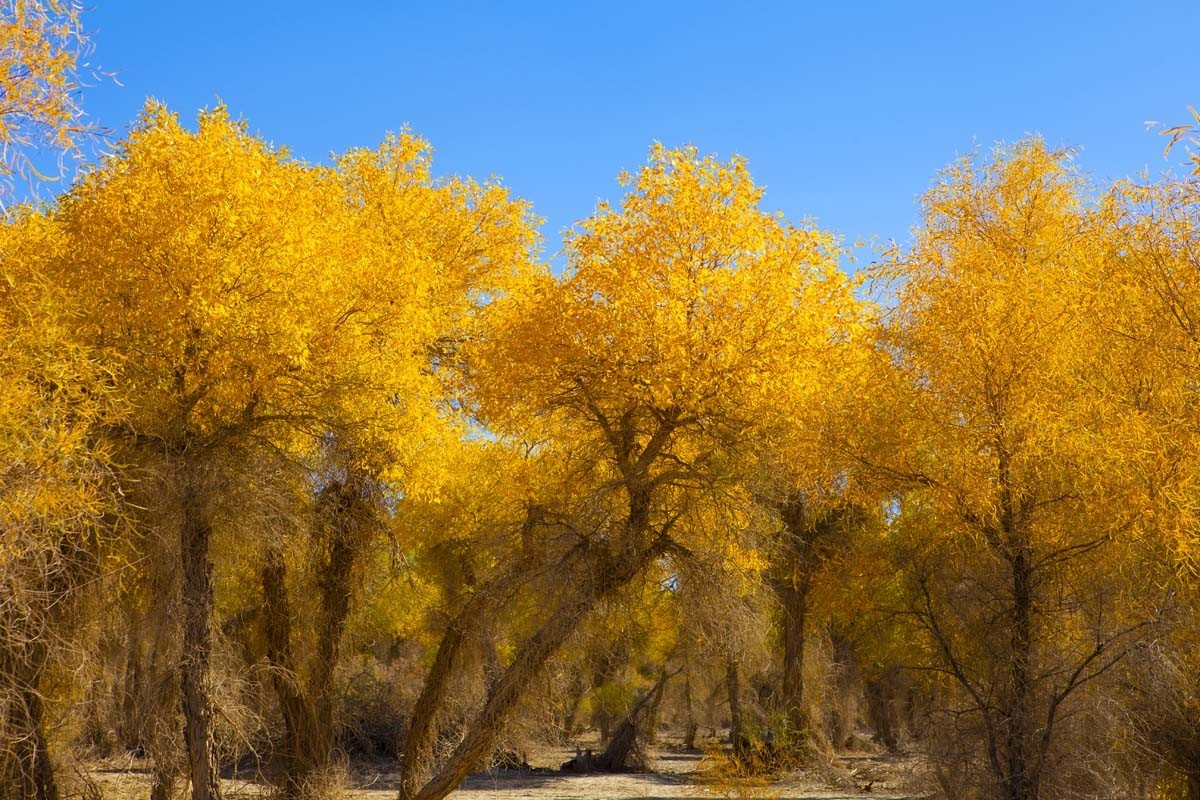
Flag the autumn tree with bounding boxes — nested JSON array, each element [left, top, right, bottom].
[[34, 104, 368, 800], [860, 141, 1153, 800], [255, 130, 537, 799], [1099, 171, 1200, 796], [397, 143, 854, 800], [0, 210, 121, 800]]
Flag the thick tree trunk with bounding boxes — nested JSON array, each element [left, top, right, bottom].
[[778, 577, 809, 737], [261, 542, 316, 799], [260, 478, 366, 798], [410, 537, 669, 800], [1002, 545, 1037, 800], [119, 616, 146, 753], [863, 668, 901, 753], [179, 477, 222, 800], [307, 479, 360, 778], [560, 672, 587, 741]]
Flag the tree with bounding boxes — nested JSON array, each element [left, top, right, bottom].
[[861, 141, 1151, 800], [401, 143, 853, 800], [42, 104, 361, 800], [0, 210, 121, 800]]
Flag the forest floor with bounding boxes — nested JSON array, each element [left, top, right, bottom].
[[88, 744, 932, 799]]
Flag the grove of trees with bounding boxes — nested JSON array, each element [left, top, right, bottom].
[[3, 5, 1200, 800]]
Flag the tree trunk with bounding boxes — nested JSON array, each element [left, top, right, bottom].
[[179, 476, 222, 800], [682, 671, 698, 750], [560, 672, 587, 741], [259, 477, 367, 799], [726, 655, 747, 755], [261, 542, 316, 799], [863, 669, 901, 753], [400, 521, 575, 799], [778, 576, 809, 737], [1002, 544, 1037, 800], [409, 537, 669, 800], [307, 479, 361, 779], [0, 639, 59, 800], [594, 669, 670, 772]]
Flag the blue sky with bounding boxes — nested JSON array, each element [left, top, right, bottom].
[[77, 1, 1198, 266]]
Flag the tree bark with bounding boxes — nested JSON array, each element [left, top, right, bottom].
[[1002, 544, 1037, 800], [179, 476, 222, 800], [778, 575, 809, 737], [399, 515, 574, 799], [682, 671, 698, 750], [307, 478, 361, 778], [0, 641, 60, 800], [261, 542, 316, 799], [261, 477, 368, 798], [594, 669, 670, 772]]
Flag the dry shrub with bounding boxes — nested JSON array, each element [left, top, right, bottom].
[[692, 744, 781, 800], [335, 653, 416, 759]]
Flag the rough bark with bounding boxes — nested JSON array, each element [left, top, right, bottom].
[[1002, 543, 1036, 800], [399, 510, 572, 799], [863, 668, 902, 753], [772, 495, 854, 742], [307, 479, 361, 776], [179, 476, 222, 800], [260, 477, 370, 798], [682, 671, 698, 750], [778, 575, 809, 737], [0, 643, 59, 800], [261, 542, 316, 799]]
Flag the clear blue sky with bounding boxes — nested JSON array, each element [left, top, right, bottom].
[[78, 1, 1199, 265]]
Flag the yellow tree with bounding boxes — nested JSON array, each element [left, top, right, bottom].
[[404, 143, 853, 800], [1100, 172, 1200, 796], [257, 130, 537, 800], [40, 104, 361, 800], [861, 141, 1150, 800], [0, 210, 121, 800], [41, 104, 537, 800]]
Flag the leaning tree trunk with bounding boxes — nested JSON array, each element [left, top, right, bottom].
[[594, 668, 671, 772], [179, 476, 223, 800], [410, 535, 670, 800], [399, 518, 576, 800]]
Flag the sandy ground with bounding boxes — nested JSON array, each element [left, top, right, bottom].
[[87, 747, 931, 799]]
